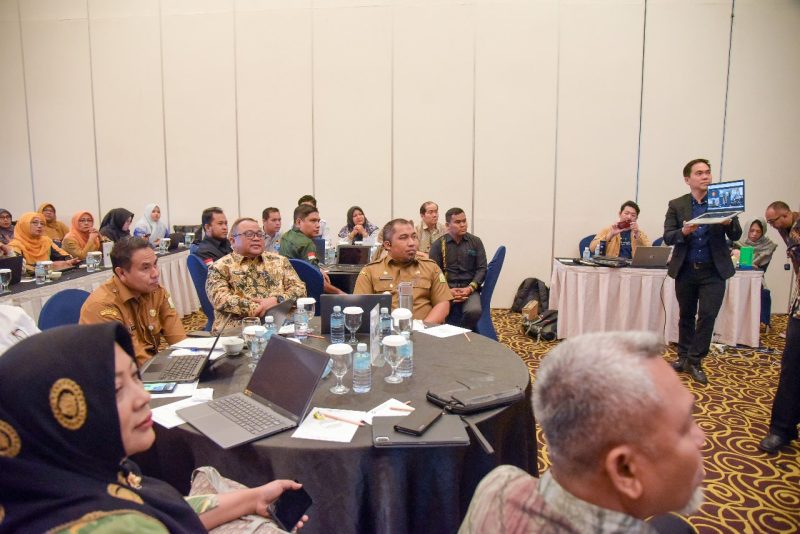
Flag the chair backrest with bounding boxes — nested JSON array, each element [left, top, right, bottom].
[[652, 236, 664, 247], [186, 253, 215, 331], [475, 246, 506, 340], [38, 289, 91, 330], [578, 234, 594, 256], [289, 259, 323, 315]]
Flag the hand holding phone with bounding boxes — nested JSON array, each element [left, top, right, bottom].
[[267, 483, 312, 532]]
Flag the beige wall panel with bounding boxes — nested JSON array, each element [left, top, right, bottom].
[[236, 3, 313, 223], [89, 0, 167, 224], [636, 0, 731, 244], [0, 0, 34, 213], [473, 0, 558, 306], [392, 3, 474, 224], [722, 0, 800, 309], [313, 6, 392, 236], [20, 0, 100, 221], [161, 0, 238, 225], [553, 0, 644, 258]]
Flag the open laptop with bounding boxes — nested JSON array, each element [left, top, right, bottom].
[[336, 245, 372, 270], [372, 415, 469, 448], [177, 335, 329, 449], [319, 293, 392, 334], [141, 318, 230, 383], [686, 179, 745, 225], [0, 255, 23, 285], [630, 246, 671, 268]]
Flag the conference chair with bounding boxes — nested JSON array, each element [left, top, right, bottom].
[[578, 234, 594, 256], [38, 289, 90, 330], [288, 259, 323, 315], [186, 253, 215, 331], [475, 245, 507, 341], [653, 236, 664, 246]]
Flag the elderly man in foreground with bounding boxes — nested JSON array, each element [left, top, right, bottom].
[[460, 331, 706, 533]]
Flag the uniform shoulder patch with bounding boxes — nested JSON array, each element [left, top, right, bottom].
[[99, 307, 122, 320], [438, 272, 447, 283]]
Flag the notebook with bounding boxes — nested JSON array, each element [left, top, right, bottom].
[[630, 246, 672, 268], [685, 180, 745, 225], [372, 414, 470, 448], [319, 294, 392, 334], [176, 335, 329, 449]]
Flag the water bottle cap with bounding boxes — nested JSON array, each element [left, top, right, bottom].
[[380, 307, 388, 314], [297, 297, 316, 306], [356, 343, 367, 351], [333, 305, 341, 312], [264, 317, 274, 323], [381, 334, 407, 347], [326, 343, 353, 355]]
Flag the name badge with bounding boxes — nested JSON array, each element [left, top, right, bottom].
[[379, 275, 393, 281]]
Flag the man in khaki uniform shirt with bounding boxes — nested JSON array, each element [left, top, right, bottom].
[[355, 218, 452, 323], [80, 237, 186, 366], [416, 201, 446, 257]]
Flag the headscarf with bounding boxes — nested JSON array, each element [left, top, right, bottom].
[[7, 212, 55, 264], [63, 211, 97, 250], [739, 219, 778, 267], [37, 202, 68, 241], [0, 209, 13, 244], [99, 208, 134, 243], [133, 203, 169, 245], [0, 323, 205, 533]]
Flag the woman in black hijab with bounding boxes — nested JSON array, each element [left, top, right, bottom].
[[99, 207, 134, 242], [0, 323, 308, 532]]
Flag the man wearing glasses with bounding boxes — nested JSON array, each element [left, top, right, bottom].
[[206, 218, 307, 331]]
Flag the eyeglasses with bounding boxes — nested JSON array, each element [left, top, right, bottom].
[[78, 218, 93, 223], [0, 214, 11, 220], [30, 221, 45, 227], [233, 231, 266, 240]]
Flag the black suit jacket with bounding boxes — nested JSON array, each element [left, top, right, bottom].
[[663, 193, 742, 280]]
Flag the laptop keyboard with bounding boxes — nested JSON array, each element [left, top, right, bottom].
[[329, 264, 365, 273], [209, 396, 283, 435], [160, 354, 205, 381], [697, 210, 738, 219]]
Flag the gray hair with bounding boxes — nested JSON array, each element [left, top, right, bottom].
[[533, 331, 665, 475]]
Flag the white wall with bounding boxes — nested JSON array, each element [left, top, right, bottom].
[[1, 0, 798, 308]]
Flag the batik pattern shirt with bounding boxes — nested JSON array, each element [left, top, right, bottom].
[[777, 212, 800, 319]]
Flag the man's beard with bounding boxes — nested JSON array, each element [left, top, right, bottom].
[[677, 485, 705, 515]]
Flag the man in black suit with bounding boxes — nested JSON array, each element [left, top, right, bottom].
[[663, 159, 742, 384]]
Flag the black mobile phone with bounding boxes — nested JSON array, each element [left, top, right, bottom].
[[393, 405, 444, 437], [269, 486, 312, 532], [143, 382, 178, 394]]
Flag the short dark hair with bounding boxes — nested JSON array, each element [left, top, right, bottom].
[[444, 207, 465, 224], [382, 218, 413, 243], [111, 237, 151, 272], [683, 159, 710, 178], [201, 207, 224, 228], [619, 200, 640, 215], [419, 201, 437, 216], [262, 207, 280, 220], [767, 200, 791, 212], [293, 204, 318, 223], [298, 195, 317, 207]]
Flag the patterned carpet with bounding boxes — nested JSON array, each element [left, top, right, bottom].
[[181, 310, 800, 533]]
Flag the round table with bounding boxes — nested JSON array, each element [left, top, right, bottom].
[[138, 322, 537, 534]]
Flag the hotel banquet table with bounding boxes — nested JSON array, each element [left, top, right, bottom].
[[137, 324, 537, 534], [0, 248, 200, 321], [549, 259, 764, 347]]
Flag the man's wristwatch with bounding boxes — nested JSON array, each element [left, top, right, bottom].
[[275, 295, 285, 304]]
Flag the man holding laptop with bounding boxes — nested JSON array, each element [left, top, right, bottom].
[[663, 159, 742, 385]]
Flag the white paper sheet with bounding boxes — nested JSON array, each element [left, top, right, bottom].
[[151, 388, 214, 429], [413, 320, 426, 331], [292, 408, 368, 443], [420, 324, 471, 338], [363, 398, 415, 424]]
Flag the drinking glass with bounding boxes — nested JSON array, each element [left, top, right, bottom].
[[0, 269, 11, 294], [381, 335, 406, 384], [241, 317, 262, 370], [41, 261, 53, 283], [184, 232, 195, 248], [326, 344, 352, 395], [86, 251, 101, 272], [343, 306, 363, 345], [159, 238, 171, 254]]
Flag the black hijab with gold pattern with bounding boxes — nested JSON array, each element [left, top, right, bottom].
[[0, 323, 205, 532]]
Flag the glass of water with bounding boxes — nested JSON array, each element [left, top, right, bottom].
[[41, 260, 53, 283], [159, 238, 171, 254], [343, 306, 363, 345], [0, 269, 11, 294], [86, 251, 102, 272], [326, 343, 352, 395], [381, 335, 406, 384], [242, 317, 265, 370], [184, 232, 195, 248]]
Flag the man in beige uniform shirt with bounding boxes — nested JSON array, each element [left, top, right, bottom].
[[80, 237, 186, 366], [415, 201, 446, 258], [355, 218, 452, 323]]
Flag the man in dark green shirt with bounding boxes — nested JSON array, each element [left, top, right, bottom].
[[280, 204, 344, 294]]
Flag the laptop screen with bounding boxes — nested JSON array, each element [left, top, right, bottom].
[[707, 180, 745, 213], [337, 245, 371, 265], [246, 335, 328, 419]]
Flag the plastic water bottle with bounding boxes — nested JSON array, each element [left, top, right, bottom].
[[352, 342, 372, 393], [35, 262, 46, 285], [263, 316, 276, 341], [397, 331, 413, 378], [330, 305, 345, 344], [582, 247, 591, 260], [373, 307, 392, 367], [323, 227, 335, 264], [294, 310, 308, 341]]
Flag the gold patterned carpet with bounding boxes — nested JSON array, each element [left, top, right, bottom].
[[181, 310, 800, 533]]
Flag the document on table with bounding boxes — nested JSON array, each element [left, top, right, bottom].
[[420, 324, 471, 338], [363, 398, 414, 424], [292, 408, 369, 443], [151, 388, 214, 429]]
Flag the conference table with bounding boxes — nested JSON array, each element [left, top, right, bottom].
[[549, 259, 764, 347], [0, 248, 200, 321], [137, 322, 537, 534]]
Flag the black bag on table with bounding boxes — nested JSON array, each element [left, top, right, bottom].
[[427, 380, 524, 415]]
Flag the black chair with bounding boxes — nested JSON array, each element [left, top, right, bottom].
[[653, 236, 664, 246], [289, 259, 323, 316], [474, 246, 506, 340], [186, 253, 215, 331]]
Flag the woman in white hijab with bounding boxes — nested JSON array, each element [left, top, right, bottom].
[[132, 203, 170, 246]]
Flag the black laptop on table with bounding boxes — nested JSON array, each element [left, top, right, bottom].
[[177, 335, 329, 449], [0, 255, 23, 286], [319, 294, 392, 334]]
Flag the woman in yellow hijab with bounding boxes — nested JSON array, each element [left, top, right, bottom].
[[62, 211, 102, 259], [38, 203, 69, 244], [8, 212, 80, 273]]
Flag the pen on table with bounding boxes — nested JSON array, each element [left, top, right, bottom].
[[305, 333, 326, 340], [317, 410, 364, 426], [390, 405, 415, 412], [464, 332, 471, 342]]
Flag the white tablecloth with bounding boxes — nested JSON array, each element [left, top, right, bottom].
[[548, 259, 764, 347], [0, 249, 200, 321]]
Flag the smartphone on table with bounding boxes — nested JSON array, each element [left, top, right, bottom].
[[143, 382, 177, 394]]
